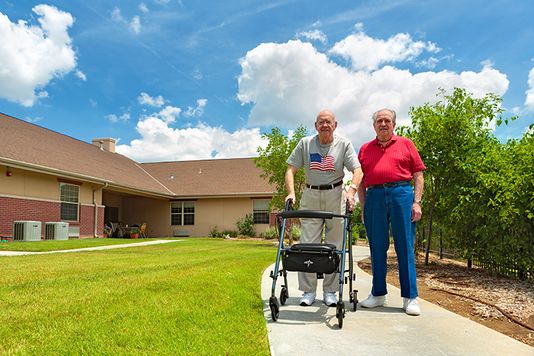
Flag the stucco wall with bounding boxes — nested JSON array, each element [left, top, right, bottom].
[[171, 197, 270, 237], [121, 195, 169, 238], [0, 167, 101, 204]]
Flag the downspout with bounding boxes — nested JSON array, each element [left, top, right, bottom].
[[93, 182, 109, 237]]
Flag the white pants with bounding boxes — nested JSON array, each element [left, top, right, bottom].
[[298, 185, 345, 293]]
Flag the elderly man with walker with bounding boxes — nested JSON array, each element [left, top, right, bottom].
[[285, 109, 363, 307]]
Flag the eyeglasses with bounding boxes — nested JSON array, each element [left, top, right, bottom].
[[317, 120, 335, 126]]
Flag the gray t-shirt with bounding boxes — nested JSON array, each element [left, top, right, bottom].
[[287, 134, 360, 185]]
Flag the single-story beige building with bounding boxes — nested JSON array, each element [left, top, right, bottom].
[[0, 112, 275, 238]]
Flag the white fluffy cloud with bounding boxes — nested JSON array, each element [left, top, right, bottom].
[[120, 27, 512, 162], [0, 5, 76, 106], [138, 92, 165, 107], [115, 96, 264, 161], [75, 70, 87, 81], [238, 37, 509, 148], [111, 7, 142, 34], [524, 67, 534, 111], [139, 3, 149, 14], [129, 15, 141, 34], [329, 31, 440, 71], [297, 29, 327, 44], [156, 105, 181, 123], [106, 112, 130, 123], [116, 117, 266, 162], [184, 98, 208, 117]]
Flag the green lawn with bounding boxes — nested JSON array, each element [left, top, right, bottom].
[[0, 237, 158, 252], [0, 238, 275, 355]]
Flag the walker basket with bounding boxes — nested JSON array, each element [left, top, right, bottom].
[[282, 243, 339, 274]]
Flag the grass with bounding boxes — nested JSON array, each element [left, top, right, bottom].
[[0, 237, 158, 252], [0, 238, 275, 355]]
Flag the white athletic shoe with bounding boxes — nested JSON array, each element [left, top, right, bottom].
[[323, 291, 337, 307], [403, 298, 421, 316], [299, 292, 316, 306], [360, 294, 387, 308]]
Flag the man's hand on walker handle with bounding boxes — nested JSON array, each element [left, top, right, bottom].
[[346, 193, 355, 212], [284, 195, 294, 210]]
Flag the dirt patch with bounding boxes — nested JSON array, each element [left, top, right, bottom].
[[357, 246, 534, 346]]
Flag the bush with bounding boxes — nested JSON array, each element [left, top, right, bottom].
[[210, 226, 239, 238], [209, 226, 223, 238], [290, 224, 301, 241], [222, 230, 238, 238], [261, 226, 278, 240], [236, 214, 255, 237], [351, 223, 366, 244]]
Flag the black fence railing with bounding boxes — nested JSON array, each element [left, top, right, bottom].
[[472, 256, 533, 281], [416, 226, 533, 281]]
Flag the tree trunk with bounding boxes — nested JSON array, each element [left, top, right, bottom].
[[425, 206, 434, 266], [424, 178, 436, 266]]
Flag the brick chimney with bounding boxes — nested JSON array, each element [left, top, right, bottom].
[[92, 138, 116, 153]]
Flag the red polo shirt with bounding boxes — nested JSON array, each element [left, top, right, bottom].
[[358, 134, 426, 187]]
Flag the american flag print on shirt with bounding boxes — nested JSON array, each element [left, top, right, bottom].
[[309, 153, 335, 172]]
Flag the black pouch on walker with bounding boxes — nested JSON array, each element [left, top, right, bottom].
[[282, 243, 339, 274]]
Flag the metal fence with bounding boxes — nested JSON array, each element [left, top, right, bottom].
[[416, 226, 533, 281]]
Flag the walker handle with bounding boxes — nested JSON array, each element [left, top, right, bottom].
[[279, 210, 340, 219], [346, 200, 353, 214], [285, 198, 293, 212]]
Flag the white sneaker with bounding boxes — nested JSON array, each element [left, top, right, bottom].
[[360, 294, 387, 308], [300, 292, 316, 306], [403, 298, 421, 316], [323, 291, 337, 307]]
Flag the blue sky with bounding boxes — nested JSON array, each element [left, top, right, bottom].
[[1, 0, 533, 162]]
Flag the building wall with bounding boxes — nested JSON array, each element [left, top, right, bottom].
[[121, 195, 169, 238], [0, 167, 58, 200], [0, 168, 106, 238], [115, 196, 272, 238], [0, 197, 104, 238], [1, 167, 272, 239], [170, 197, 270, 237]]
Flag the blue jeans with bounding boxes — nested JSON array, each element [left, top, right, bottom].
[[363, 184, 418, 298]]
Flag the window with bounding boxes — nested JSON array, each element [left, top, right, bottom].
[[171, 201, 195, 226], [253, 199, 270, 224], [60, 183, 79, 221]]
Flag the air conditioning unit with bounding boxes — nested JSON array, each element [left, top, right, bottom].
[[13, 221, 42, 241], [44, 222, 69, 240]]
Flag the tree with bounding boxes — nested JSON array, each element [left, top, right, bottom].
[[404, 88, 508, 265], [254, 126, 307, 210]]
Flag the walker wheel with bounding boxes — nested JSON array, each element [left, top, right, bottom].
[[350, 290, 358, 311], [269, 297, 280, 321], [336, 301, 345, 329], [280, 286, 289, 306]]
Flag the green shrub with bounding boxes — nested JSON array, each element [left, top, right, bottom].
[[222, 230, 238, 238], [209, 226, 222, 238], [261, 226, 278, 239], [236, 214, 255, 237], [290, 224, 301, 241], [210, 226, 238, 238]]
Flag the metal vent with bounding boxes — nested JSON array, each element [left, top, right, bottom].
[[13, 221, 42, 241], [44, 222, 69, 240]]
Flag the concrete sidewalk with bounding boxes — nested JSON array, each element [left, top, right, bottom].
[[262, 246, 533, 356], [0, 239, 182, 256]]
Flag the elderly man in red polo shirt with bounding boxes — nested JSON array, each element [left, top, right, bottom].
[[357, 108, 425, 316]]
